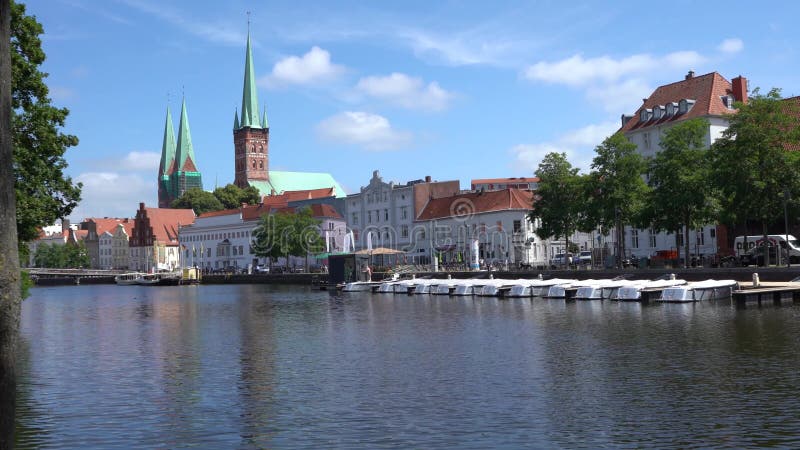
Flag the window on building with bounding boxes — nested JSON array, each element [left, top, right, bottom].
[[401, 207, 407, 220], [368, 211, 372, 223], [384, 209, 389, 221], [649, 228, 657, 248], [631, 229, 639, 248], [643, 132, 651, 149], [710, 228, 716, 238], [696, 228, 705, 245], [352, 213, 358, 225], [676, 232, 684, 247], [513, 220, 522, 233], [401, 225, 409, 238]]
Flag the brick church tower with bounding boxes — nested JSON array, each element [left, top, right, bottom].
[[233, 31, 269, 189]]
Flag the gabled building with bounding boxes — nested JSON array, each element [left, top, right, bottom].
[[112, 221, 135, 270], [618, 71, 748, 259], [26, 220, 86, 267], [231, 30, 345, 198], [83, 218, 133, 269], [343, 170, 461, 261], [157, 99, 203, 208], [130, 203, 195, 271]]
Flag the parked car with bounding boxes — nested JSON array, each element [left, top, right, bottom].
[[577, 251, 592, 266], [740, 245, 789, 266], [550, 253, 573, 268], [254, 265, 269, 274]]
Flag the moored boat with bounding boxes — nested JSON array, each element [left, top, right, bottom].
[[114, 272, 145, 285], [658, 279, 738, 302]]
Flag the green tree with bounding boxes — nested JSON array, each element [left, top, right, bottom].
[[171, 187, 224, 215], [644, 119, 717, 267], [33, 242, 88, 268], [709, 88, 800, 263], [11, 1, 81, 244], [251, 208, 323, 270], [585, 132, 649, 265], [213, 183, 261, 209], [529, 152, 587, 263], [1, 0, 22, 445]]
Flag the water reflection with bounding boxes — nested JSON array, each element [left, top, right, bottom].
[[17, 286, 800, 448]]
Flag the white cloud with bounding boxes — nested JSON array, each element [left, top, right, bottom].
[[70, 172, 155, 220], [356, 73, 455, 112], [718, 38, 744, 54], [586, 78, 652, 114], [261, 46, 345, 87], [121, 151, 161, 171], [511, 121, 619, 173], [523, 50, 705, 86], [316, 111, 412, 151], [119, 0, 244, 46]]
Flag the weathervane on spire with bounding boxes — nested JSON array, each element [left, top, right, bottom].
[[247, 11, 251, 33]]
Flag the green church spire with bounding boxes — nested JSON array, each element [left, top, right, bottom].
[[239, 31, 261, 129], [174, 97, 196, 171], [233, 108, 240, 130], [261, 104, 268, 129], [158, 105, 176, 176]]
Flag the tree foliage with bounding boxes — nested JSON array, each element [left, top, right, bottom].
[[213, 183, 261, 209], [643, 118, 716, 265], [251, 207, 324, 266], [529, 152, 587, 253], [11, 1, 81, 243], [585, 133, 649, 260], [33, 242, 89, 268], [171, 187, 223, 215], [709, 88, 800, 237]]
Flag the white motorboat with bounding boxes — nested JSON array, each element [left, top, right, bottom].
[[478, 279, 515, 297], [412, 279, 439, 295], [392, 279, 418, 294], [614, 279, 687, 301], [504, 278, 573, 297], [658, 279, 739, 302], [432, 280, 458, 295], [114, 272, 145, 285], [546, 279, 607, 299], [342, 281, 383, 292], [574, 279, 627, 300], [452, 279, 498, 296]]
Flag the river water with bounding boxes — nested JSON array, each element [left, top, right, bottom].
[[15, 284, 800, 448]]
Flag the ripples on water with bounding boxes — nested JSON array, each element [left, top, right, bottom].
[[15, 285, 800, 448]]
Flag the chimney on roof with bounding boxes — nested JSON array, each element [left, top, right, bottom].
[[732, 75, 748, 104], [685, 70, 695, 80], [425, 175, 432, 183]]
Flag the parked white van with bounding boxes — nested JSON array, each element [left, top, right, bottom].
[[734, 235, 800, 263]]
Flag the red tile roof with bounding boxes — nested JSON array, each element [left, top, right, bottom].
[[308, 203, 342, 219], [260, 187, 336, 209], [137, 207, 195, 245], [197, 208, 241, 218], [620, 72, 738, 133], [85, 217, 133, 235], [416, 188, 533, 221]]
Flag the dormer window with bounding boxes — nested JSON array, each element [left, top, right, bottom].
[[721, 95, 735, 109], [653, 105, 664, 120], [665, 102, 678, 117], [678, 99, 695, 114], [639, 108, 652, 122]]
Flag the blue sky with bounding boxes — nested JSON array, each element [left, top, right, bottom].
[[24, 0, 800, 220]]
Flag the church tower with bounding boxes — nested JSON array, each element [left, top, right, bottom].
[[233, 30, 269, 189], [157, 105, 176, 208], [170, 97, 203, 199]]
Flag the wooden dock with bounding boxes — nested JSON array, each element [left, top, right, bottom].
[[732, 282, 800, 307]]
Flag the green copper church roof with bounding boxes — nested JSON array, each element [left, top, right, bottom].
[[261, 104, 268, 129], [158, 106, 176, 176], [233, 109, 240, 130], [239, 31, 261, 129], [249, 171, 347, 198], [174, 97, 196, 172]]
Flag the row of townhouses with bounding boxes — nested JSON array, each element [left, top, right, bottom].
[[32, 70, 782, 271]]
